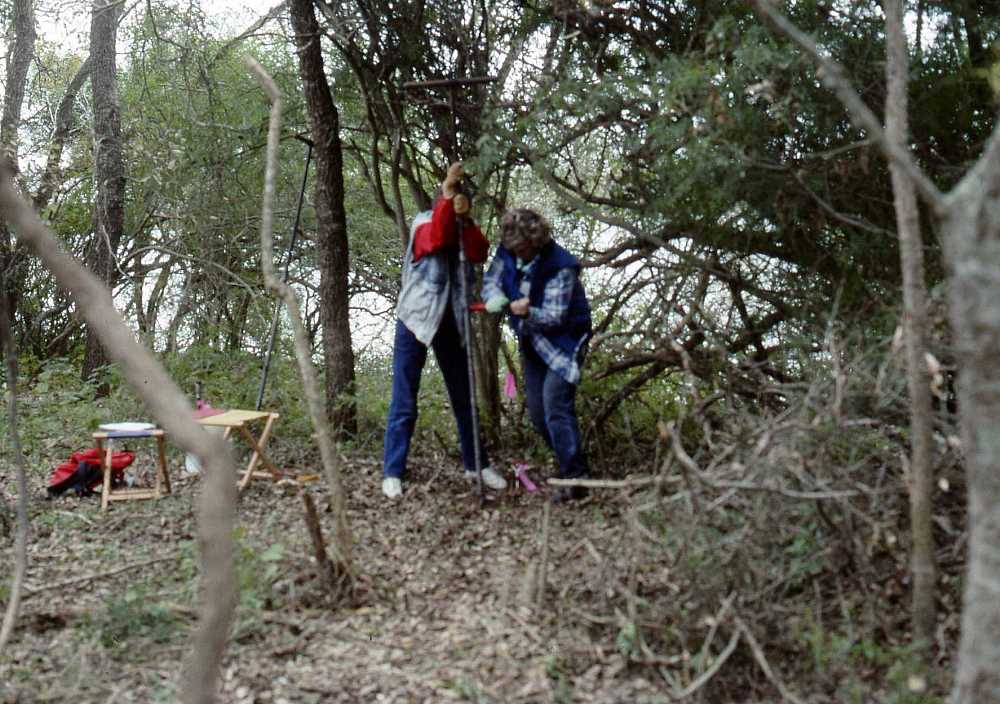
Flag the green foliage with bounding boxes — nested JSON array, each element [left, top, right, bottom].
[[793, 609, 944, 704], [95, 585, 181, 656], [446, 676, 491, 703], [543, 653, 575, 704], [615, 620, 640, 658], [235, 530, 285, 612], [351, 351, 395, 450], [0, 357, 145, 475]]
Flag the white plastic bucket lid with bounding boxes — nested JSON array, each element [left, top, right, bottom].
[[99, 422, 156, 432]]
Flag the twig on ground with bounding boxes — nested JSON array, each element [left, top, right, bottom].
[[675, 628, 741, 698], [22, 553, 183, 598], [736, 614, 806, 704], [547, 476, 683, 489], [695, 592, 736, 672]]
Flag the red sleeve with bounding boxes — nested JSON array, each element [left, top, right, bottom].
[[411, 198, 457, 262], [461, 223, 489, 264], [411, 197, 489, 264]]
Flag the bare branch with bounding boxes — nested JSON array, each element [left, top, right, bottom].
[[211, 1, 288, 65], [243, 56, 355, 584], [22, 553, 182, 598], [0, 279, 28, 655], [0, 162, 238, 704], [33, 56, 92, 214], [736, 614, 806, 704]]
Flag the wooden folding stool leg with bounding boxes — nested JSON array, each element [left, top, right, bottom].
[[195, 410, 281, 490], [156, 434, 171, 496], [237, 426, 279, 491], [98, 437, 112, 512], [244, 412, 277, 475]]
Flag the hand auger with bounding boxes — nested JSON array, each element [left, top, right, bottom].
[[455, 213, 486, 505], [403, 74, 497, 507]]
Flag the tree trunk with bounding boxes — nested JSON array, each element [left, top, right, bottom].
[[884, 0, 936, 655], [946, 181, 1000, 702], [142, 255, 176, 349], [82, 0, 125, 385], [225, 292, 251, 353], [0, 0, 37, 329], [289, 0, 357, 437], [166, 270, 193, 353]]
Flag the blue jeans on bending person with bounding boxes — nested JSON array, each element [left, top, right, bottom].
[[521, 342, 589, 480], [383, 309, 490, 480]]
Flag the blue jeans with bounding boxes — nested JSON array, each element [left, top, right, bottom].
[[522, 343, 589, 479], [383, 311, 489, 479]]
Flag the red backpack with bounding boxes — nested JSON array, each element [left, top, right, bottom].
[[47, 448, 136, 497]]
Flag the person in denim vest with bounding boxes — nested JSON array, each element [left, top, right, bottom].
[[382, 163, 508, 499], [482, 208, 592, 502]]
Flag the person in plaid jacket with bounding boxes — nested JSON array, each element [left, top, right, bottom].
[[482, 208, 593, 502]]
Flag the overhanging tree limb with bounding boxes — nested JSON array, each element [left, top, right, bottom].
[[749, 0, 946, 214]]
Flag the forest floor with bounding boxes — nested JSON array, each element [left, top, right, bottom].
[[1, 448, 674, 704]]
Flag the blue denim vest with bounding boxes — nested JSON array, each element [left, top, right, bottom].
[[496, 242, 592, 358]]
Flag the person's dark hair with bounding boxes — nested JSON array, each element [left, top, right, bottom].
[[500, 208, 552, 251]]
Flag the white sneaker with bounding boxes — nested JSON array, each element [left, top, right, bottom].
[[465, 466, 507, 491], [382, 477, 403, 499]]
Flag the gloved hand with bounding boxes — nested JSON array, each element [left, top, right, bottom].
[[442, 162, 464, 198], [485, 295, 509, 314], [453, 193, 470, 216]]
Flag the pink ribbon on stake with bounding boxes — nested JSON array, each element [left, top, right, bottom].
[[503, 372, 537, 492], [504, 371, 517, 400], [514, 463, 538, 492]]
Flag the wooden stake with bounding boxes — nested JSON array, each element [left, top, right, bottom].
[[300, 489, 339, 594]]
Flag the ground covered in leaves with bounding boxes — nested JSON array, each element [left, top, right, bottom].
[[1, 446, 680, 704], [1, 382, 964, 704]]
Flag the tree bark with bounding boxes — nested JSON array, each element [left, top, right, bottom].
[[82, 0, 126, 384], [289, 0, 357, 437], [945, 155, 1000, 702], [884, 0, 936, 655], [0, 0, 37, 328], [475, 315, 502, 444]]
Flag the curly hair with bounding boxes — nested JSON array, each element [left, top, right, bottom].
[[499, 208, 552, 251]]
